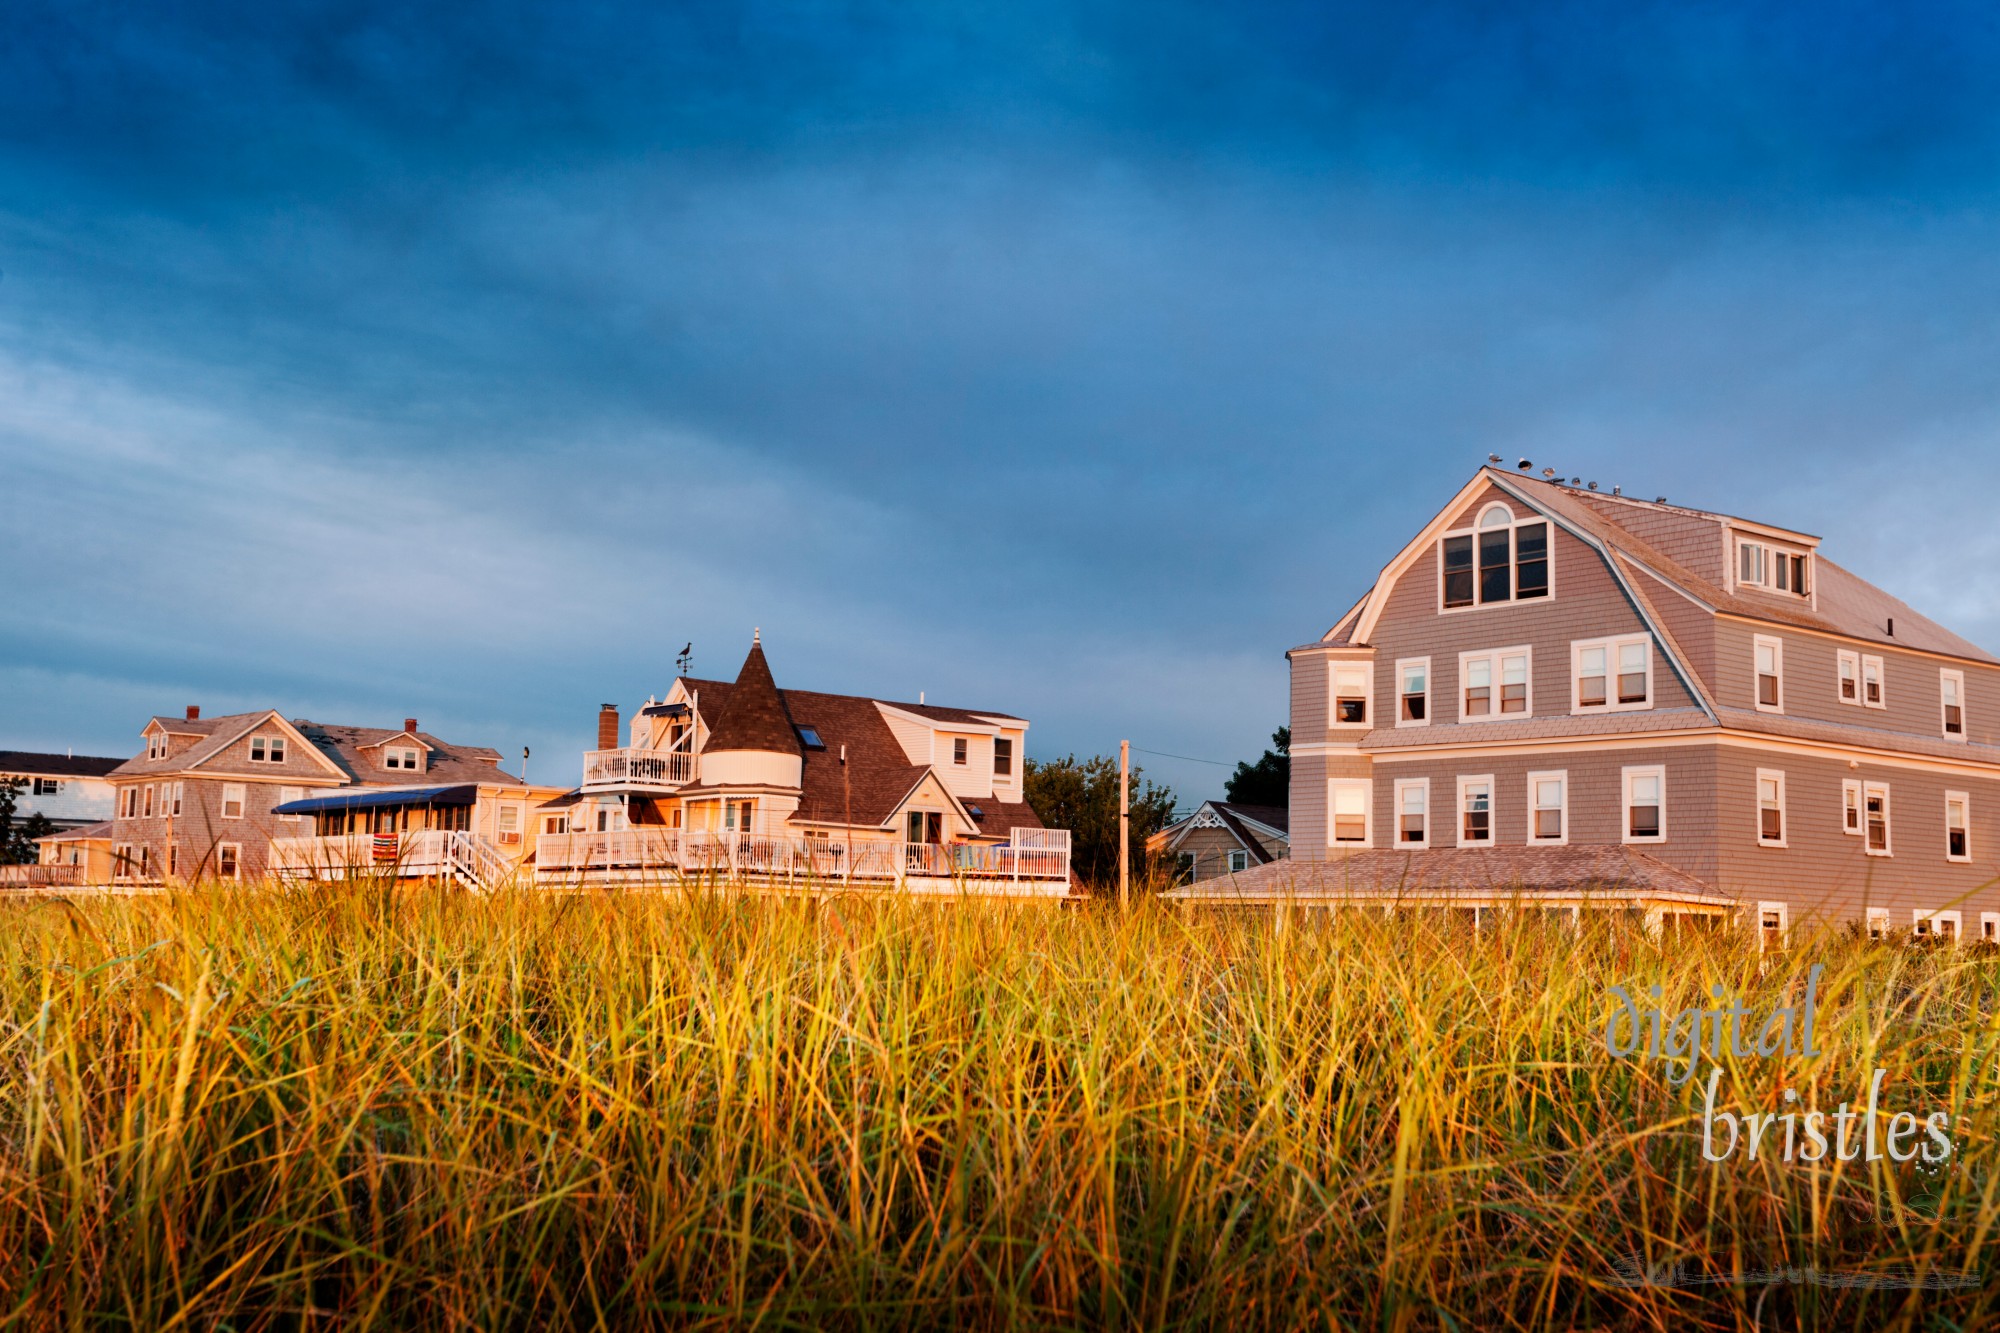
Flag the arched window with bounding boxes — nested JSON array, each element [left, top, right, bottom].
[[1442, 503, 1551, 609]]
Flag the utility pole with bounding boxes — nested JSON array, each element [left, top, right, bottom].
[[1119, 739, 1130, 909]]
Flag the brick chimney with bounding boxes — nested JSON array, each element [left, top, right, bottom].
[[404, 717, 419, 734], [598, 704, 621, 751], [185, 705, 201, 721]]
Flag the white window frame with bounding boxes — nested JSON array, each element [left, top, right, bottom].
[[1753, 634, 1785, 714], [1226, 849, 1250, 874], [383, 746, 422, 771], [1836, 649, 1861, 705], [142, 784, 155, 819], [1755, 769, 1787, 848], [1458, 646, 1534, 721], [170, 781, 184, 817], [952, 737, 968, 765], [1867, 907, 1890, 941], [1329, 661, 1373, 729], [32, 777, 59, 796], [1945, 791, 1971, 864], [1941, 668, 1966, 740], [1918, 908, 1963, 944], [1393, 777, 1430, 849], [221, 783, 246, 820], [1570, 635, 1653, 714], [1862, 655, 1886, 710], [1326, 778, 1372, 848], [1863, 781, 1892, 856], [1756, 901, 1789, 954], [1436, 502, 1555, 612], [217, 842, 242, 881], [248, 734, 286, 763], [1456, 774, 1495, 848], [1621, 765, 1666, 844], [1842, 779, 1862, 836], [113, 844, 134, 879], [145, 730, 165, 760], [1395, 657, 1431, 728], [1737, 539, 1769, 589], [1982, 911, 2000, 943], [1526, 770, 1568, 845], [279, 785, 305, 824]]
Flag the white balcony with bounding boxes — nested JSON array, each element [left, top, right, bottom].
[[582, 747, 695, 791], [533, 827, 1071, 895]]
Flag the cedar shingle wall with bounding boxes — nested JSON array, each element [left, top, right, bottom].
[[1714, 620, 2000, 744], [1573, 495, 1728, 584], [1711, 747, 2000, 927], [111, 776, 305, 879]]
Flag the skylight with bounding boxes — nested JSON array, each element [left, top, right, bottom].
[[797, 726, 825, 750]]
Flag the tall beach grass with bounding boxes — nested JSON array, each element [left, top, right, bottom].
[[2, 883, 1997, 1329]]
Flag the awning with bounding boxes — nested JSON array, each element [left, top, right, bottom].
[[272, 784, 481, 816]]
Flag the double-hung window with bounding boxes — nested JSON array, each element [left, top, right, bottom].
[[1527, 771, 1567, 844], [1842, 779, 1862, 835], [1622, 766, 1665, 843], [994, 738, 1013, 777], [952, 738, 968, 765], [1460, 647, 1531, 719], [1942, 669, 1966, 738], [170, 782, 184, 817], [1737, 540, 1810, 597], [1837, 650, 1860, 704], [1756, 770, 1786, 847], [221, 783, 246, 820], [1330, 663, 1371, 726], [1440, 504, 1551, 610], [1327, 779, 1371, 846], [1227, 849, 1250, 873], [1753, 636, 1784, 712], [1946, 792, 1971, 863], [1457, 776, 1494, 847], [142, 784, 155, 818], [278, 786, 304, 824], [1572, 635, 1652, 712], [1862, 655, 1885, 708], [249, 735, 286, 763], [1396, 658, 1430, 725], [1864, 782, 1891, 855], [1394, 778, 1429, 847]]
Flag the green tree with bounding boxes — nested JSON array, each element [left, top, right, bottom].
[[0, 778, 49, 866], [1023, 753, 1177, 892], [1224, 727, 1289, 807]]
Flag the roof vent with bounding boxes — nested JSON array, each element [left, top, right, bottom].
[[185, 705, 201, 721]]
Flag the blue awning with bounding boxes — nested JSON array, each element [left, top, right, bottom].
[[272, 784, 481, 815]]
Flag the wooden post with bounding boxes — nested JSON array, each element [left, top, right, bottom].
[[1119, 739, 1130, 910]]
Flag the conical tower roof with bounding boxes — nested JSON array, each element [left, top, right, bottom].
[[703, 632, 801, 755]]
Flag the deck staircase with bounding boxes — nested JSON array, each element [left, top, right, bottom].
[[442, 831, 513, 893]]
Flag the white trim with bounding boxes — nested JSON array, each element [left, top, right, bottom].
[[1526, 769, 1568, 845], [216, 841, 242, 881], [1862, 654, 1887, 710], [1755, 768, 1787, 848], [221, 782, 247, 820], [1841, 778, 1862, 836], [1457, 645, 1534, 721], [1395, 656, 1432, 728], [1226, 848, 1251, 873], [1756, 900, 1789, 953], [279, 785, 305, 824], [1867, 906, 1891, 941], [1393, 776, 1430, 849], [247, 733, 288, 764], [1326, 778, 1373, 848], [1941, 668, 1967, 741], [1945, 790, 1971, 863], [1753, 634, 1785, 714], [1836, 649, 1862, 706], [1456, 774, 1495, 848], [1329, 660, 1374, 729], [1981, 911, 2000, 943], [1350, 474, 1498, 644], [1621, 765, 1666, 844], [1570, 634, 1653, 714], [1916, 908, 1963, 944], [1863, 781, 1892, 856]]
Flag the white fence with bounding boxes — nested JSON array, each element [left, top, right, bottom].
[[533, 826, 1071, 889], [581, 748, 695, 790]]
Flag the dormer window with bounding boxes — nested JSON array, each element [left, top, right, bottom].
[[146, 730, 167, 760], [383, 747, 421, 771], [1737, 540, 1809, 596], [249, 735, 286, 763], [1441, 504, 1549, 610]]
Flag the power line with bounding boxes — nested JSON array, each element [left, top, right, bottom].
[[1130, 745, 1232, 767]]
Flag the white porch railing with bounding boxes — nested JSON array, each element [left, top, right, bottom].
[[2, 864, 83, 888], [582, 747, 695, 790], [270, 831, 513, 890], [533, 827, 1071, 888]]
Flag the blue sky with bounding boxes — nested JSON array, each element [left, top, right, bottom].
[[4, 1, 1999, 798]]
